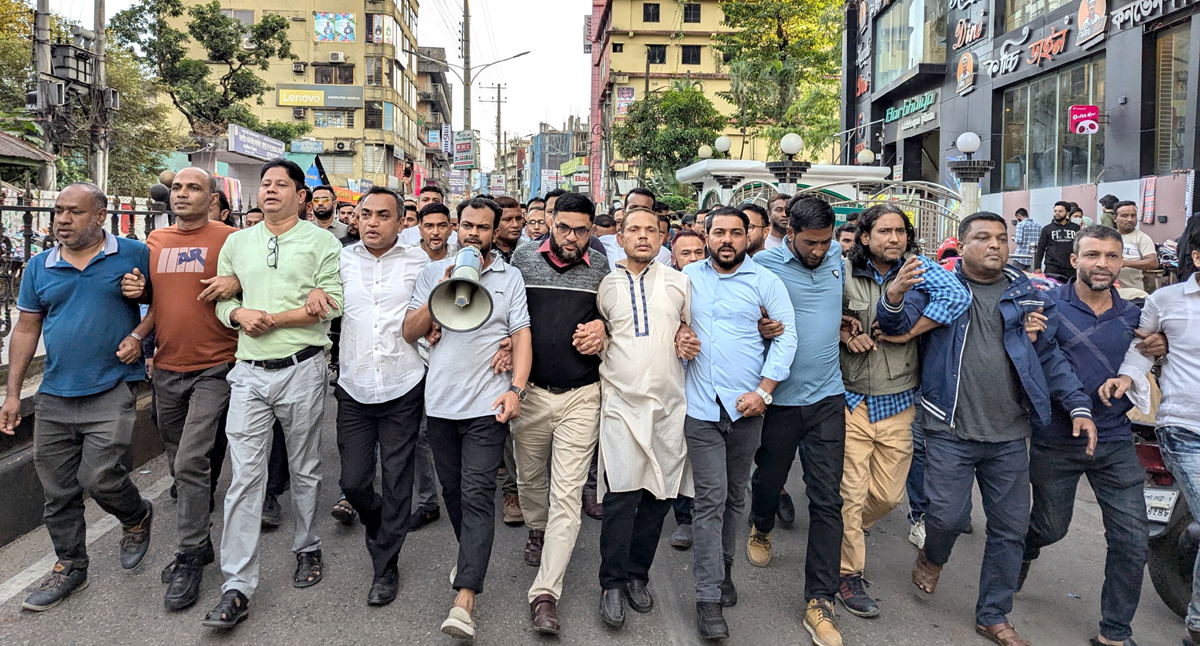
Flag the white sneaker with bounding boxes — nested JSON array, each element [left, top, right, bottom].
[[908, 519, 926, 549], [441, 605, 476, 640]]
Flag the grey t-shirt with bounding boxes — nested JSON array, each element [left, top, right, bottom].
[[928, 275, 1030, 442], [408, 252, 531, 420]]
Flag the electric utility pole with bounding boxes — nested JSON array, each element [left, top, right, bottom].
[[34, 0, 55, 191], [480, 84, 505, 174], [462, 0, 472, 194], [89, 0, 109, 193]]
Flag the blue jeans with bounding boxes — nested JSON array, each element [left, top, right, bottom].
[[1155, 425, 1200, 633], [1024, 440, 1148, 641], [923, 432, 1030, 627], [906, 407, 928, 522]]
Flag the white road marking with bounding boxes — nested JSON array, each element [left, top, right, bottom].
[[0, 474, 174, 606]]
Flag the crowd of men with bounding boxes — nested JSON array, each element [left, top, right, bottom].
[[2, 159, 1199, 646]]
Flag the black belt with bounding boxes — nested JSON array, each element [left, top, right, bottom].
[[243, 346, 324, 371], [530, 382, 581, 395]]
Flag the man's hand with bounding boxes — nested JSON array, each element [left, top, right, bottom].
[[121, 268, 146, 300], [1135, 330, 1167, 358], [885, 256, 925, 304], [573, 320, 606, 355], [116, 336, 142, 364], [757, 306, 784, 340], [1024, 307, 1047, 343], [735, 391, 766, 417], [233, 308, 275, 338], [675, 323, 701, 360], [0, 396, 21, 435], [844, 330, 876, 353], [872, 320, 911, 345], [491, 391, 521, 423], [305, 288, 339, 319], [1098, 375, 1134, 407], [840, 315, 863, 337], [491, 337, 514, 374], [198, 275, 241, 302], [1073, 417, 1098, 457], [425, 322, 442, 346]]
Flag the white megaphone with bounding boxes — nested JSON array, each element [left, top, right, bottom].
[[429, 247, 495, 332]]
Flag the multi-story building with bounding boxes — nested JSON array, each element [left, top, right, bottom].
[[589, 0, 771, 205], [417, 46, 453, 191], [528, 118, 591, 199], [182, 0, 425, 198]]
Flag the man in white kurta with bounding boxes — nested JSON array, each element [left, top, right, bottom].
[[588, 207, 695, 629]]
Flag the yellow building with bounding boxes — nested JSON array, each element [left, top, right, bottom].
[[179, 0, 424, 195]]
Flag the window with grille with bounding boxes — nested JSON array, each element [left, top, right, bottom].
[[682, 45, 701, 65], [613, 43, 623, 53], [684, 4, 701, 23], [315, 65, 354, 85], [647, 44, 666, 65], [365, 57, 383, 86], [318, 154, 355, 175], [1154, 25, 1190, 176], [363, 144, 388, 173], [314, 109, 355, 129], [643, 3, 660, 22], [365, 102, 383, 129]]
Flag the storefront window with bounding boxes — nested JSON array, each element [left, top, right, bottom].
[[1155, 25, 1190, 176], [1001, 57, 1105, 190], [874, 0, 946, 89], [1006, 0, 1072, 33]]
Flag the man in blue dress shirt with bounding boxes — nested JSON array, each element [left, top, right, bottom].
[[681, 206, 797, 640]]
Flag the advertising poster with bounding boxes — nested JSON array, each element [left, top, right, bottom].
[[314, 13, 355, 42], [453, 130, 476, 170], [615, 87, 635, 116]]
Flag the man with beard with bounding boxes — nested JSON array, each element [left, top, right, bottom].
[[741, 203, 769, 256], [835, 223, 857, 255], [339, 206, 360, 247], [588, 208, 697, 629], [400, 185, 457, 246], [402, 203, 419, 230], [509, 192, 611, 634], [763, 193, 791, 250], [2, 183, 155, 612], [1020, 226, 1159, 646], [833, 204, 970, 619], [404, 196, 532, 640], [416, 203, 456, 261], [309, 185, 349, 238], [899, 212, 1096, 646], [681, 206, 796, 640], [338, 202, 355, 225], [493, 196, 526, 262], [1113, 201, 1158, 291], [1034, 201, 1079, 280], [671, 229, 706, 271]]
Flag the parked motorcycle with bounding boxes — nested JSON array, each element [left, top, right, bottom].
[[1135, 423, 1200, 617]]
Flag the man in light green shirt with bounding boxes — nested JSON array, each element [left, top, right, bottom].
[[202, 160, 342, 631]]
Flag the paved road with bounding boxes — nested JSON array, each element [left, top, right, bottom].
[[0, 392, 1187, 646]]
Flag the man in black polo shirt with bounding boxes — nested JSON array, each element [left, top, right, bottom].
[[509, 192, 611, 634]]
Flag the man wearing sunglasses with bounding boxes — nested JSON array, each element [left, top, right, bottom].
[[309, 185, 348, 238], [509, 192, 612, 634], [202, 159, 344, 630]]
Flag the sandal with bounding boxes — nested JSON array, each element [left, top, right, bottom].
[[911, 548, 942, 597], [201, 589, 249, 629], [294, 550, 323, 588], [331, 498, 357, 525], [976, 622, 1031, 646]]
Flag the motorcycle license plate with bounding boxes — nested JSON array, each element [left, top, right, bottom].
[[1144, 488, 1179, 524]]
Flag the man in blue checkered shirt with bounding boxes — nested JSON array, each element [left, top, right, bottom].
[[1011, 208, 1040, 270], [835, 203, 971, 619]]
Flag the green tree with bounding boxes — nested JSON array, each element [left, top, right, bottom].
[[716, 0, 842, 158], [611, 84, 727, 180], [112, 0, 310, 139]]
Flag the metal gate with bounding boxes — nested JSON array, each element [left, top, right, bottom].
[[795, 180, 962, 256]]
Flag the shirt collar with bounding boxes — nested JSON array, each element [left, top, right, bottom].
[[46, 230, 120, 268], [703, 253, 759, 277], [617, 258, 655, 278], [1185, 274, 1200, 295], [537, 237, 590, 268], [350, 236, 408, 260]]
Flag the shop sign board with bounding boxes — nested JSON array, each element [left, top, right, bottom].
[[1068, 105, 1100, 134], [955, 52, 977, 95], [441, 124, 453, 154], [884, 90, 938, 124], [276, 84, 365, 108], [227, 124, 284, 161], [452, 131, 476, 170], [953, 18, 987, 50], [1076, 0, 1108, 46], [1110, 0, 1198, 31], [290, 139, 324, 154]]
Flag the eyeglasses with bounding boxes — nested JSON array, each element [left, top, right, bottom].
[[555, 223, 591, 239], [527, 219, 546, 227], [312, 197, 334, 205], [267, 236, 279, 269]]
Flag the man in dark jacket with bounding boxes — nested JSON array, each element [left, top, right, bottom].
[[887, 211, 1097, 646], [1033, 201, 1079, 280]]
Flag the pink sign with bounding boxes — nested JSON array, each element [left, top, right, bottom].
[[1068, 105, 1100, 135]]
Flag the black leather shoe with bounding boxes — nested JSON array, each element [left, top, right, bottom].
[[201, 589, 249, 629], [718, 561, 737, 608], [600, 588, 625, 628], [777, 490, 796, 527], [119, 501, 153, 570], [162, 539, 215, 584], [293, 550, 323, 588], [409, 504, 441, 532], [367, 568, 399, 606], [261, 494, 282, 529], [164, 551, 204, 611], [625, 579, 653, 613], [696, 601, 729, 640]]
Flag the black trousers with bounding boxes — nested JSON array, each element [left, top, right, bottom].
[[426, 414, 508, 594], [749, 395, 846, 601], [599, 487, 673, 589], [334, 382, 425, 578]]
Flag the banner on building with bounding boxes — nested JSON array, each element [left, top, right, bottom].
[[428, 129, 441, 148], [453, 131, 476, 170], [615, 87, 635, 116], [314, 12, 355, 42]]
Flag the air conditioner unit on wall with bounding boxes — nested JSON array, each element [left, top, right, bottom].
[[292, 62, 306, 73], [334, 139, 355, 152], [329, 52, 345, 63], [241, 37, 256, 50], [293, 107, 307, 119]]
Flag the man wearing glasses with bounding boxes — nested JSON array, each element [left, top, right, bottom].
[[310, 185, 348, 238], [202, 159, 344, 629], [509, 192, 612, 634], [524, 206, 548, 240]]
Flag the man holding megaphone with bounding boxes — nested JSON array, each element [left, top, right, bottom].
[[403, 196, 533, 641]]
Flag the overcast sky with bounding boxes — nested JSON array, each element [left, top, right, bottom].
[[51, 0, 595, 172]]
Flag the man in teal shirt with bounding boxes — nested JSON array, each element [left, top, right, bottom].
[[202, 159, 343, 630]]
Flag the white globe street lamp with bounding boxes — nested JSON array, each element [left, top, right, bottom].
[[856, 148, 876, 165], [956, 131, 982, 158], [714, 136, 732, 155], [698, 145, 713, 160], [780, 133, 803, 158], [947, 131, 994, 217]]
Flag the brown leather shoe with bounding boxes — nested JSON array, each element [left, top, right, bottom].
[[531, 593, 560, 634], [524, 530, 545, 567], [976, 621, 1032, 646], [582, 492, 604, 520], [503, 494, 524, 526], [911, 548, 942, 596]]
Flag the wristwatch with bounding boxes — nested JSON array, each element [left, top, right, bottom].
[[510, 385, 527, 401], [755, 387, 773, 406]]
